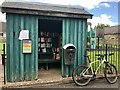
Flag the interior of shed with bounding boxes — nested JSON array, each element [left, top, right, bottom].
[[38, 18, 62, 79]]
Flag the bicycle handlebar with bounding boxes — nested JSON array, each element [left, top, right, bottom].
[[109, 53, 114, 56], [95, 53, 114, 57]]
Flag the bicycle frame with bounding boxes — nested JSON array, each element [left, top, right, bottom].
[[83, 57, 106, 77], [72, 53, 117, 86]]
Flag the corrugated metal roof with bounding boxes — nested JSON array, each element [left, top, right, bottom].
[[1, 1, 92, 18], [104, 25, 120, 35]]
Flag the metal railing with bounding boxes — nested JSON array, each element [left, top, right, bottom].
[[86, 37, 120, 74], [1, 44, 6, 84]]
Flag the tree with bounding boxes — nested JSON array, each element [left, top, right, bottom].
[[94, 23, 110, 29]]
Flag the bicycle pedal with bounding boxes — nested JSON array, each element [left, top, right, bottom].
[[93, 71, 96, 76], [91, 77, 96, 81]]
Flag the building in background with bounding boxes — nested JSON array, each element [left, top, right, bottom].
[[0, 22, 6, 42], [104, 25, 120, 45]]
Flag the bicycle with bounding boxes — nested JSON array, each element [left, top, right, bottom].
[[72, 53, 118, 86]]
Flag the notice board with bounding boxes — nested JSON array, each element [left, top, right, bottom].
[[23, 39, 32, 53]]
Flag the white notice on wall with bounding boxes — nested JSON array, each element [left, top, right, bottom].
[[19, 30, 29, 40]]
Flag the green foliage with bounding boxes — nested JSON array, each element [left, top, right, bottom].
[[94, 23, 110, 38], [94, 23, 110, 29], [0, 43, 6, 54]]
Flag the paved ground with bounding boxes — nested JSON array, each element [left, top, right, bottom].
[[38, 67, 62, 82], [16, 78, 119, 89]]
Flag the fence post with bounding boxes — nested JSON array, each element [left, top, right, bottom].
[[2, 44, 6, 84], [105, 44, 108, 61], [97, 37, 100, 53]]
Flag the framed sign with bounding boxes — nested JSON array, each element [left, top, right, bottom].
[[22, 39, 32, 53]]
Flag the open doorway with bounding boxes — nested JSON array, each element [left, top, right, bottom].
[[38, 18, 62, 80]]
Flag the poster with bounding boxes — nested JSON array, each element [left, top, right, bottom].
[[19, 30, 29, 40], [23, 40, 32, 53]]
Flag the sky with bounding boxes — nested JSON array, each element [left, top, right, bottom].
[[0, 0, 119, 28]]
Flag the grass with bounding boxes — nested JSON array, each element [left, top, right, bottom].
[[0, 43, 6, 54]]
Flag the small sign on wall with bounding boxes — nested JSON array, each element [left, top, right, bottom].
[[19, 30, 29, 40], [23, 39, 32, 53]]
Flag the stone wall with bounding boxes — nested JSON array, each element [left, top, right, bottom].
[[104, 34, 120, 45]]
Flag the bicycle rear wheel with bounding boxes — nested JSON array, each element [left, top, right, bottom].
[[72, 65, 92, 86], [104, 64, 117, 84]]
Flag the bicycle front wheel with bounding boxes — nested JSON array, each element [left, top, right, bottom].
[[72, 65, 92, 86], [104, 64, 117, 84]]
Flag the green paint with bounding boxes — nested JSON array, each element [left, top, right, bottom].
[[82, 19, 87, 65], [6, 14, 38, 82], [73, 19, 78, 68], [30, 16, 34, 80], [62, 20, 65, 76], [6, 13, 87, 81], [9, 14, 14, 81], [19, 15, 24, 81], [6, 14, 10, 81], [62, 18, 87, 77], [69, 20, 75, 75], [13, 14, 20, 81], [34, 16, 38, 79]]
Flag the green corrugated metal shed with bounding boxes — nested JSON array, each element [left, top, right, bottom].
[[1, 1, 93, 82]]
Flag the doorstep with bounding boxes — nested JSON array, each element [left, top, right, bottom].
[[1, 74, 120, 88], [2, 77, 73, 88]]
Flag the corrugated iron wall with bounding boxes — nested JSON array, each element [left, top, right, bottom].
[[62, 18, 87, 77], [6, 14, 87, 81], [6, 13, 38, 82]]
